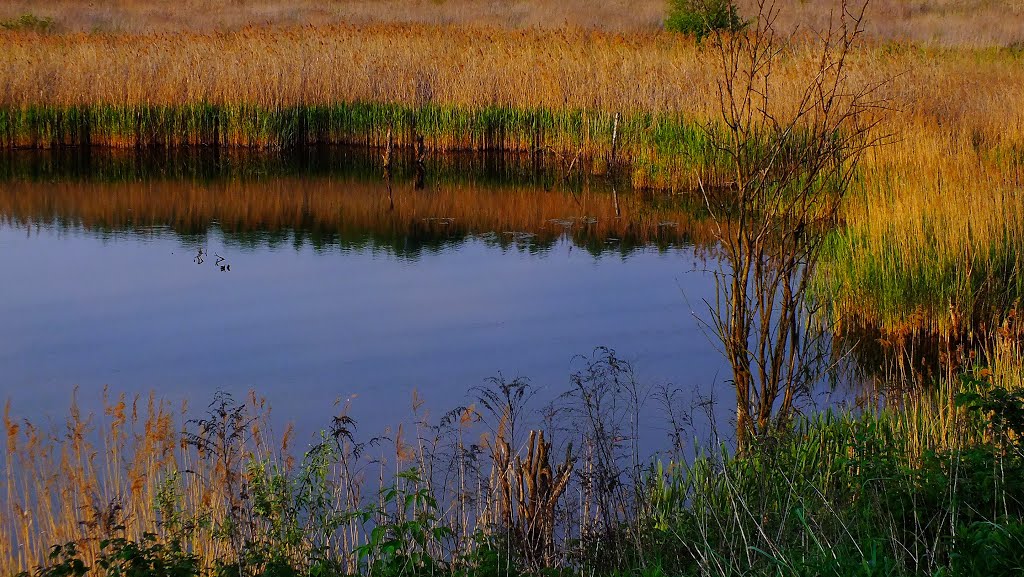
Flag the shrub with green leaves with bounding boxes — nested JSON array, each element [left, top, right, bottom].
[[665, 0, 746, 39], [0, 13, 55, 32], [355, 468, 453, 577], [19, 533, 200, 577]]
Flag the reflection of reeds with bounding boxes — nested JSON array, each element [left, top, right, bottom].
[[0, 175, 719, 256]]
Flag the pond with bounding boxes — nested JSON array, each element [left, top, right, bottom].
[[0, 147, 847, 453]]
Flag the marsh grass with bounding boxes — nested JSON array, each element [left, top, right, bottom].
[[818, 173, 1024, 335], [0, 349, 658, 577], [5, 340, 1024, 577]]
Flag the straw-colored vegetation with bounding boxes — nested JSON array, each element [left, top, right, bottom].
[[0, 0, 668, 34], [1, 0, 1022, 46]]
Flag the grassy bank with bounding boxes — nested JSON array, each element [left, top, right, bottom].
[[4, 353, 1024, 577], [0, 103, 719, 190]]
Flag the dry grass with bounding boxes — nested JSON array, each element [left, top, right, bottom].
[[2, 0, 1023, 46], [0, 356, 659, 576], [2, 391, 188, 572], [0, 0, 668, 34], [0, 23, 1019, 128], [0, 390, 368, 575], [738, 0, 1024, 47], [0, 25, 718, 112]]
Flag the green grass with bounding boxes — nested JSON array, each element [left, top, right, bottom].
[[0, 103, 726, 190], [639, 373, 1024, 576], [0, 13, 55, 33], [816, 223, 1024, 335]]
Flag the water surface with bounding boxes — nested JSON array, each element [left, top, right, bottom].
[[0, 148, 733, 448]]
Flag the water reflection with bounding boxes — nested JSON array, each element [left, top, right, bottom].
[[0, 148, 730, 449], [0, 150, 716, 260]]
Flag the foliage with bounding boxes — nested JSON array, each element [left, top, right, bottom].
[[19, 544, 88, 577], [20, 533, 200, 577], [355, 469, 453, 577], [96, 533, 200, 577], [665, 0, 745, 38], [640, 375, 1024, 576], [0, 14, 55, 32]]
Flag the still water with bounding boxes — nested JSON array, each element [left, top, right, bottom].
[[0, 148, 746, 449]]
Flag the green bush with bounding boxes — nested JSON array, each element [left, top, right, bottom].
[[20, 533, 200, 577], [665, 0, 746, 39], [0, 13, 55, 32]]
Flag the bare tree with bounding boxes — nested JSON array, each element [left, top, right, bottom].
[[700, 0, 887, 450]]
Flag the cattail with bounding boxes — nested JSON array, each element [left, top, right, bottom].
[[4, 401, 18, 455], [395, 423, 415, 463], [282, 423, 295, 471]]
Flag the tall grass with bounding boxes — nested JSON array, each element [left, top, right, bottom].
[[4, 340, 1024, 576], [818, 137, 1024, 335]]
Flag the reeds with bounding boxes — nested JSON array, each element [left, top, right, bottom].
[[1, 390, 185, 573], [0, 351, 652, 576], [5, 342, 1023, 577]]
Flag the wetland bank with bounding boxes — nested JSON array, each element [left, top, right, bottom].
[[2, 1, 1024, 576]]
